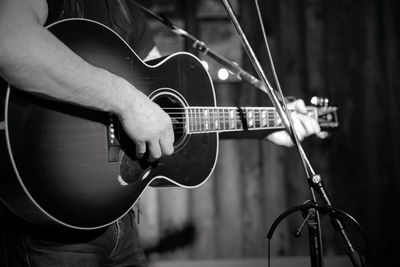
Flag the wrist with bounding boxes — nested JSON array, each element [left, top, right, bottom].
[[106, 72, 139, 119]]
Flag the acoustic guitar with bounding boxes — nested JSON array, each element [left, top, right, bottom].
[[0, 19, 338, 229]]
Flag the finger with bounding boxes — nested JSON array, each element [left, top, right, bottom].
[[292, 99, 307, 114], [166, 118, 175, 143], [135, 141, 146, 159], [159, 137, 174, 156], [147, 140, 162, 162], [265, 130, 293, 147], [301, 113, 321, 134], [291, 116, 306, 141], [297, 114, 319, 136]]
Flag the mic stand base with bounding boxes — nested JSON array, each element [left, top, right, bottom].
[[267, 202, 366, 267]]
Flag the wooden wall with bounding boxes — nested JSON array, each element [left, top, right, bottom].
[[138, 0, 400, 266]]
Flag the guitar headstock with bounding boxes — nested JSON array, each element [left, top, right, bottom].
[[308, 96, 339, 139]]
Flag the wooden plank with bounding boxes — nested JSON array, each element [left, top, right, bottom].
[[189, 175, 217, 259], [158, 187, 191, 259], [138, 188, 161, 255], [237, 0, 271, 257], [240, 139, 265, 257], [262, 143, 290, 256], [304, 0, 324, 96], [303, 0, 338, 253], [277, 0, 310, 256], [214, 140, 243, 258], [213, 83, 244, 258]]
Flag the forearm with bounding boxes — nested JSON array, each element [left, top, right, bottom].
[[0, 0, 174, 161], [0, 8, 136, 117]]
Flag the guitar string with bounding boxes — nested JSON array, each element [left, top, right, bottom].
[[113, 108, 327, 135], [168, 127, 285, 135], [168, 119, 278, 124], [160, 107, 317, 110]]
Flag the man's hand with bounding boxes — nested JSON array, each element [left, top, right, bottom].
[[0, 0, 174, 162], [118, 46, 173, 162], [265, 99, 321, 147], [118, 88, 174, 162]]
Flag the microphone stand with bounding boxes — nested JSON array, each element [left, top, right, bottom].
[[219, 1, 363, 266], [131, 1, 274, 99], [133, 1, 364, 266]]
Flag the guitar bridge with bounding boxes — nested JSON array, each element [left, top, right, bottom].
[[107, 114, 120, 162]]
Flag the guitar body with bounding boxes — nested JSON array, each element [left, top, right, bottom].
[[0, 19, 218, 229]]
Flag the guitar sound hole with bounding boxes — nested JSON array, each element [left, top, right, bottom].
[[153, 92, 189, 151]]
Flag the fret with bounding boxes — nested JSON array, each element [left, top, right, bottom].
[[225, 108, 229, 130], [194, 108, 199, 132], [200, 108, 204, 132], [274, 109, 280, 127], [254, 108, 261, 128], [214, 109, 219, 131], [209, 108, 214, 132], [261, 109, 268, 127], [190, 108, 194, 133], [203, 108, 208, 132], [247, 108, 254, 128], [195, 108, 199, 132], [236, 108, 243, 130], [184, 107, 189, 133], [191, 108, 196, 132], [204, 109, 209, 131], [229, 109, 236, 130], [198, 108, 202, 132], [218, 109, 223, 131], [220, 109, 225, 130], [188, 108, 192, 133], [199, 108, 204, 132], [268, 109, 275, 127], [218, 109, 225, 131], [224, 108, 230, 130], [195, 108, 200, 132]]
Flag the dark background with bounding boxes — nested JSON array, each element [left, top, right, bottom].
[[135, 0, 400, 266]]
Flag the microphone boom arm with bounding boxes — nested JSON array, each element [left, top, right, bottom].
[[132, 0, 276, 100]]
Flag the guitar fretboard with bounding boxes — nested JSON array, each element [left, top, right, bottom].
[[184, 107, 317, 134]]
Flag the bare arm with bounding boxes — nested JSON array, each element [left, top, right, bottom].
[[0, 0, 174, 160]]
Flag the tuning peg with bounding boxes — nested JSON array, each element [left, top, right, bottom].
[[311, 96, 329, 107]]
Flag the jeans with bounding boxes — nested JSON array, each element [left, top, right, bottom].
[[0, 207, 148, 267]]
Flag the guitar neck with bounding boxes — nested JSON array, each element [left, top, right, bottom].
[[184, 106, 324, 134]]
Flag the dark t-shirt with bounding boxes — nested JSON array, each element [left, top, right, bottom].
[[46, 0, 155, 59]]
